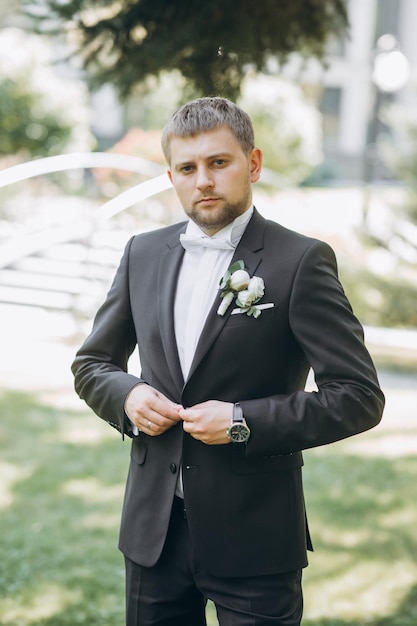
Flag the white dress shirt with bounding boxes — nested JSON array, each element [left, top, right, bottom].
[[128, 206, 254, 496], [173, 206, 253, 497]]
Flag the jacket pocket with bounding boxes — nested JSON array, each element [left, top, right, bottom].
[[224, 303, 277, 327], [131, 439, 148, 466], [231, 450, 303, 475]]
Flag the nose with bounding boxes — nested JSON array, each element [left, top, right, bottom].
[[196, 166, 213, 189]]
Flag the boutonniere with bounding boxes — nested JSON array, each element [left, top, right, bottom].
[[217, 260, 265, 318]]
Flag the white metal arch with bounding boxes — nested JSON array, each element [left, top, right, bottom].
[[0, 152, 173, 267]]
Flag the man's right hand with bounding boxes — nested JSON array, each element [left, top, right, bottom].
[[125, 384, 183, 436]]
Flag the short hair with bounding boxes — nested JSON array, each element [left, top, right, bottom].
[[161, 97, 255, 163]]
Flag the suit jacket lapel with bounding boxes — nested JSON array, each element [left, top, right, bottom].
[[157, 226, 186, 393], [186, 209, 266, 383]]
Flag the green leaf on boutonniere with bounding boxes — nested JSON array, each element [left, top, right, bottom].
[[247, 306, 262, 318], [219, 259, 245, 290]]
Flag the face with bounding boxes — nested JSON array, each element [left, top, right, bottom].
[[167, 126, 262, 235]]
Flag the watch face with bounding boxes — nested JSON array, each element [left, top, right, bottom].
[[229, 423, 250, 443]]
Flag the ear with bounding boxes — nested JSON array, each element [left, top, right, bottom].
[[167, 169, 173, 185], [249, 148, 262, 183]]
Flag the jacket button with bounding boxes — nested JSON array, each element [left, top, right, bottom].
[[169, 463, 177, 474]]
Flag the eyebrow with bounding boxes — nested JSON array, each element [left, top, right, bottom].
[[174, 152, 233, 169]]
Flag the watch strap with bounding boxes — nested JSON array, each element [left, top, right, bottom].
[[233, 403, 244, 423]]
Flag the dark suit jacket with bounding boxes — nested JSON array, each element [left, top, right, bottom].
[[72, 208, 384, 577]]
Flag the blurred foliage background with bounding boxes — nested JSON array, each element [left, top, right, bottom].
[[0, 1, 416, 328], [1, 1, 417, 624]]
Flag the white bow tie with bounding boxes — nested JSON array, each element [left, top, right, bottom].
[[180, 233, 235, 251]]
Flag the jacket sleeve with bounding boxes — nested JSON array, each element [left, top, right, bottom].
[[240, 240, 385, 458], [71, 237, 143, 438]]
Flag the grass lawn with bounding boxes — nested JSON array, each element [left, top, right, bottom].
[[1, 376, 416, 626]]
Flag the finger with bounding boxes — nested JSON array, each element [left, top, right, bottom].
[[132, 395, 181, 426], [149, 393, 183, 421], [141, 401, 184, 433], [144, 407, 182, 429], [140, 418, 165, 437], [143, 419, 156, 434], [179, 407, 199, 421]]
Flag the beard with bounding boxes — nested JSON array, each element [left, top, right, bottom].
[[186, 179, 252, 234], [186, 200, 249, 234]]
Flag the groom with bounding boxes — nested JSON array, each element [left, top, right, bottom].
[[72, 97, 384, 625]]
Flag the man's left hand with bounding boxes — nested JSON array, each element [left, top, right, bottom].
[[179, 400, 233, 445]]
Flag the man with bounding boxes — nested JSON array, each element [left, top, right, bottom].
[[72, 97, 384, 625]]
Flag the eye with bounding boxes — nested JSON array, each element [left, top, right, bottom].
[[213, 158, 226, 167], [180, 165, 194, 173]]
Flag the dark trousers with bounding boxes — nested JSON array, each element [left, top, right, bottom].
[[125, 497, 303, 626]]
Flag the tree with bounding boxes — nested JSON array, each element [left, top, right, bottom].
[[0, 27, 94, 158], [26, 0, 348, 100], [0, 77, 76, 157], [239, 74, 322, 184], [345, 98, 417, 330]]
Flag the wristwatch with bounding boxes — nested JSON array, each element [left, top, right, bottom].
[[227, 403, 251, 443]]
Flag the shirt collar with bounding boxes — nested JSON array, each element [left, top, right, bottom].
[[184, 205, 254, 247]]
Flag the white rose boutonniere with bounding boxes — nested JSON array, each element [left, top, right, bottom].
[[236, 276, 265, 308], [217, 260, 265, 318]]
